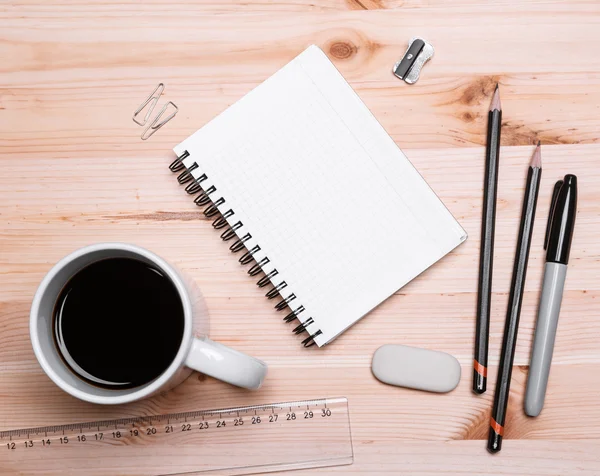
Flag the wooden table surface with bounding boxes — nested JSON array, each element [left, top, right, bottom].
[[2, 1, 600, 474]]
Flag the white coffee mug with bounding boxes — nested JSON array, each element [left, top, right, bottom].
[[30, 243, 268, 405]]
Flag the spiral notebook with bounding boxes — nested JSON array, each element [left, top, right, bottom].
[[170, 45, 467, 347]]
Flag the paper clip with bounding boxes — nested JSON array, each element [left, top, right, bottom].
[[141, 101, 179, 140], [133, 83, 164, 126]]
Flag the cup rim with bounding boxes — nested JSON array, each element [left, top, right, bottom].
[[30, 242, 193, 405]]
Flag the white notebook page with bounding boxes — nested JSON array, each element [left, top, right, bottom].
[[174, 45, 466, 346]]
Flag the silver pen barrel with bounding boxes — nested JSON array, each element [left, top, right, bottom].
[[524, 262, 567, 417]]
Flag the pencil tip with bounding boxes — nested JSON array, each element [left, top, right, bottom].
[[530, 143, 542, 168], [495, 83, 499, 91], [490, 86, 501, 111], [538, 140, 541, 146]]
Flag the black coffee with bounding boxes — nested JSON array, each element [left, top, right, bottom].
[[53, 257, 184, 389]]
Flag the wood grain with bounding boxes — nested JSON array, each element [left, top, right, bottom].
[[1, 1, 600, 474]]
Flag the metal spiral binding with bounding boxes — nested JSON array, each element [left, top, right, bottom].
[[213, 210, 234, 229], [293, 317, 313, 335], [275, 294, 296, 311], [177, 163, 198, 184], [248, 258, 269, 276], [284, 305, 305, 323], [204, 198, 225, 218], [194, 185, 216, 207], [185, 174, 206, 194], [222, 222, 243, 241], [230, 234, 251, 253], [302, 330, 322, 348], [257, 270, 278, 288], [265, 281, 287, 299], [169, 150, 189, 172], [169, 150, 323, 348], [240, 245, 261, 265]]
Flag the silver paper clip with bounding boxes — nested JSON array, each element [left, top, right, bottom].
[[141, 101, 179, 140], [133, 83, 164, 126], [393, 38, 434, 84]]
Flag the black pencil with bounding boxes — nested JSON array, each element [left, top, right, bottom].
[[488, 143, 542, 453], [473, 85, 502, 394]]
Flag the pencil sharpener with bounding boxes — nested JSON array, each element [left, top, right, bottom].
[[393, 37, 434, 84]]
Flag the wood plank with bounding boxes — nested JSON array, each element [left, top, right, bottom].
[[1, 5, 600, 156], [3, 0, 600, 13], [1, 364, 600, 440], [1, 145, 598, 366]]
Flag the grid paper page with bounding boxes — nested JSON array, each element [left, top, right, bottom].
[[174, 45, 466, 346]]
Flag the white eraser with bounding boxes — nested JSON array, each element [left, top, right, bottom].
[[371, 344, 461, 393]]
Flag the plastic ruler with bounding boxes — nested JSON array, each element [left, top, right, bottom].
[[0, 397, 353, 475]]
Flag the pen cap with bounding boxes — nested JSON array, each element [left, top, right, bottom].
[[545, 175, 577, 264]]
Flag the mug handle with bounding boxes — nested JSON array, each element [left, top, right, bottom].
[[184, 336, 267, 390]]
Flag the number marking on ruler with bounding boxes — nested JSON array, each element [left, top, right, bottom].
[[1, 397, 347, 452]]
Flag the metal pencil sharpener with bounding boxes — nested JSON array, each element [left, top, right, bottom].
[[393, 37, 434, 84]]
